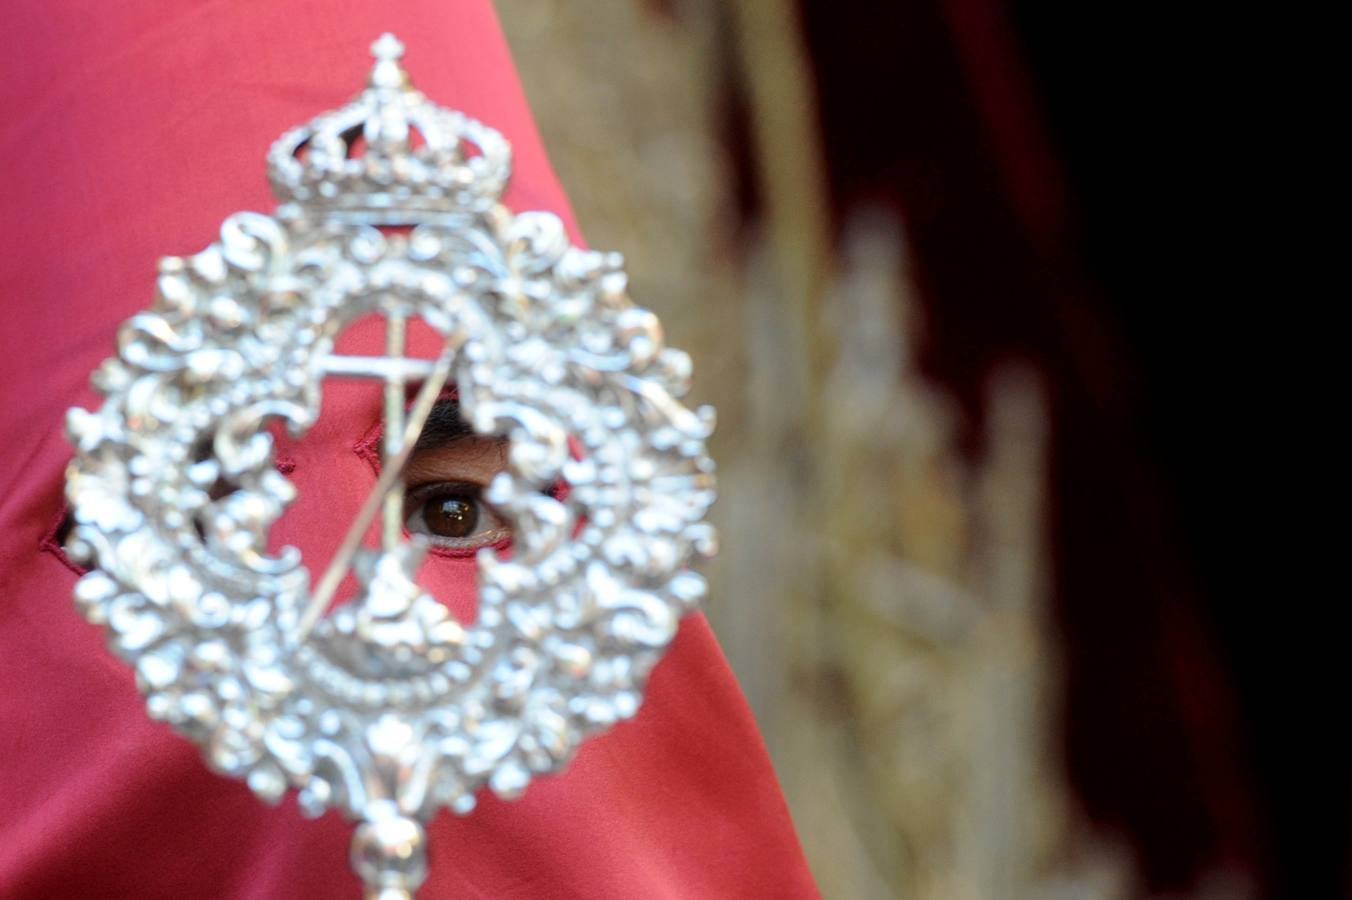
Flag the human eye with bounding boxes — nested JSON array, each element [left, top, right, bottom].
[[402, 481, 510, 551]]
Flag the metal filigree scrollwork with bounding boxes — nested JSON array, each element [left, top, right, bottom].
[[64, 34, 715, 898]]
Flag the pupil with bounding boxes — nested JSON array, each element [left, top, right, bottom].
[[426, 496, 477, 538]]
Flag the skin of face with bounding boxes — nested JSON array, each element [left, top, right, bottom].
[[400, 400, 511, 552]]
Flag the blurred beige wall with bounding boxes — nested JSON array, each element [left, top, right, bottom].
[[495, 3, 1141, 897]]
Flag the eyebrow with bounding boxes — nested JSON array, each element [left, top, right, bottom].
[[412, 398, 497, 452]]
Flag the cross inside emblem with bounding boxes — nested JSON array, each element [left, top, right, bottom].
[[295, 312, 457, 645]]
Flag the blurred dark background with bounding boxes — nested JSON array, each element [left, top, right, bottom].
[[798, 3, 1326, 896], [498, 1, 1325, 896]]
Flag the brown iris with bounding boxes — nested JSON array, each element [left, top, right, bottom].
[[402, 481, 509, 551], [421, 493, 478, 538]]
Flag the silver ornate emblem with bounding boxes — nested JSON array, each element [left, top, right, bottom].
[[63, 35, 716, 898]]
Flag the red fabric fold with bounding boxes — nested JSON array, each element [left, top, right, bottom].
[[0, 2, 817, 896]]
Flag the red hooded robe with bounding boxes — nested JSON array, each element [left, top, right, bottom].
[[0, 2, 818, 897]]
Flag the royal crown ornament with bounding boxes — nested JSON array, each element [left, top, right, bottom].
[[64, 35, 716, 899]]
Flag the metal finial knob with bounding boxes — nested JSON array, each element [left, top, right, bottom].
[[371, 33, 406, 61], [369, 33, 410, 90]]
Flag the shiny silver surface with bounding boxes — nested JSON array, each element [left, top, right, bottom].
[[64, 35, 716, 898]]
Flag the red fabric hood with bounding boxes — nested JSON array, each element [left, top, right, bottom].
[[0, 2, 817, 896]]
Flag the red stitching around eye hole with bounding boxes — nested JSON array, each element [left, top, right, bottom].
[[353, 417, 385, 475], [352, 385, 460, 473], [40, 505, 87, 576]]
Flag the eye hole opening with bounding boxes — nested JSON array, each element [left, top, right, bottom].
[[401, 481, 510, 553]]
